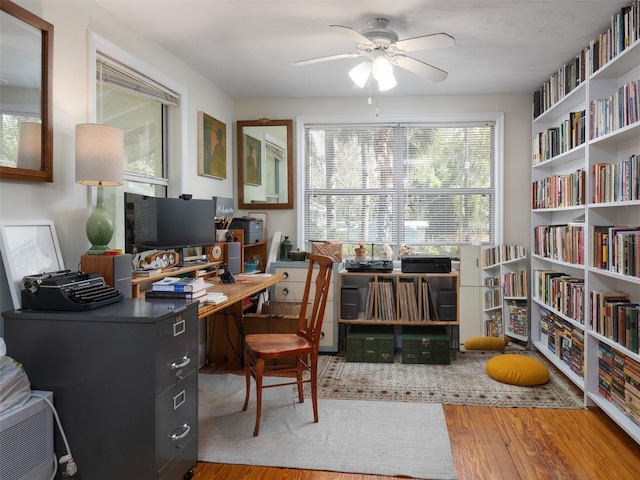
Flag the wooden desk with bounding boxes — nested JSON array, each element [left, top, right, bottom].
[[198, 273, 285, 368], [197, 273, 284, 319]]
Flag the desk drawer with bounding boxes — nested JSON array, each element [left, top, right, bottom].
[[273, 268, 334, 302]]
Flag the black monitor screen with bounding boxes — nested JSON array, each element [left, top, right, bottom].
[[125, 194, 216, 252]]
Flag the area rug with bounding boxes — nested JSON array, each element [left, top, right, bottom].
[[314, 349, 584, 409], [198, 373, 457, 480]]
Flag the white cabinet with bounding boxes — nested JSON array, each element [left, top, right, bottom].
[[459, 246, 483, 343], [269, 261, 340, 352], [531, 6, 640, 444]]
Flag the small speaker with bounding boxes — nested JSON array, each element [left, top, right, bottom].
[[226, 242, 241, 275], [341, 285, 359, 319], [438, 289, 457, 321], [81, 254, 132, 298]]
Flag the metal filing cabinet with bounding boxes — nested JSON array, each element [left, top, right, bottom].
[[2, 299, 199, 480], [269, 260, 340, 352]]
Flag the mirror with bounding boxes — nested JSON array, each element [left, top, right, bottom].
[[0, 0, 53, 182], [237, 119, 293, 209]]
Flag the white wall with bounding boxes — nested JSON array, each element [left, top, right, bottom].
[[235, 94, 532, 250], [0, 0, 235, 315]]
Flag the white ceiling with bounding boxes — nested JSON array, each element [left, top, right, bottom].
[[96, 0, 633, 99]]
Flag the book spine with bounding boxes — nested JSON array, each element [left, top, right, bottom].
[[151, 285, 197, 292]]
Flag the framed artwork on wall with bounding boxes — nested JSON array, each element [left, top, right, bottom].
[[243, 134, 262, 185], [198, 111, 227, 179]]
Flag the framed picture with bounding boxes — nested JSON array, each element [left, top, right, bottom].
[[243, 134, 262, 185], [0, 220, 65, 309], [198, 111, 227, 179]]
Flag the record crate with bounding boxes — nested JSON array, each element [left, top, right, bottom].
[[401, 325, 451, 365], [345, 325, 394, 363]]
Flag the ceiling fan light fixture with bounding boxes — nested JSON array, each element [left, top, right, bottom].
[[376, 71, 397, 91], [349, 61, 372, 88], [372, 55, 393, 81]]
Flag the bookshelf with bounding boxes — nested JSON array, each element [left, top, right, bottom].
[[481, 245, 529, 342], [337, 270, 459, 327], [531, 1, 640, 445]]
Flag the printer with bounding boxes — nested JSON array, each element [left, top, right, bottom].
[[229, 217, 264, 243]]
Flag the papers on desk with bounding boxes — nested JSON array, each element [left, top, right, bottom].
[[205, 292, 228, 305], [236, 273, 273, 278]]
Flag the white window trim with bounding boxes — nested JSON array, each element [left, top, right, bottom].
[[87, 31, 189, 197], [295, 113, 505, 247]]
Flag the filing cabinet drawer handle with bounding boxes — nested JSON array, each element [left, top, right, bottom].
[[282, 287, 289, 296], [169, 423, 191, 442], [282, 271, 289, 279], [171, 355, 190, 370]]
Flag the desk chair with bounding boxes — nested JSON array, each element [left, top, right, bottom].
[[242, 254, 334, 436]]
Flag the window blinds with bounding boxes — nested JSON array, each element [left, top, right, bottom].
[[96, 53, 179, 107], [303, 122, 496, 247]]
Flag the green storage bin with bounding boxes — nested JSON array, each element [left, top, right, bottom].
[[402, 350, 451, 365], [346, 325, 395, 363], [401, 326, 450, 351], [346, 325, 394, 352]]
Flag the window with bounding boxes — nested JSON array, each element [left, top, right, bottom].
[[302, 119, 499, 256], [92, 46, 181, 252], [96, 53, 178, 197]]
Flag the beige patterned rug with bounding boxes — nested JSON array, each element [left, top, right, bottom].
[[313, 349, 584, 409]]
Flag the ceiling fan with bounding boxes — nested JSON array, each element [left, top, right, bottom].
[[293, 18, 455, 91]]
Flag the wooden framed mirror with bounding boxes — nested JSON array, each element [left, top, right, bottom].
[[0, 0, 53, 182], [237, 119, 293, 209]]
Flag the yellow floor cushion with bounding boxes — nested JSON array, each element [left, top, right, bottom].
[[486, 354, 550, 386], [464, 336, 509, 351]]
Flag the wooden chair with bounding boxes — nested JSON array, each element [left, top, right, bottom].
[[242, 254, 334, 436]]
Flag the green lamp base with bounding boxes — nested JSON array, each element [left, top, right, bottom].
[[85, 186, 114, 255]]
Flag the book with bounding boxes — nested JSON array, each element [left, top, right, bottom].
[[151, 276, 206, 292], [205, 292, 228, 305], [145, 289, 207, 300]]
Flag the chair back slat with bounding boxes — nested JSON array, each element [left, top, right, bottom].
[[297, 254, 333, 345]]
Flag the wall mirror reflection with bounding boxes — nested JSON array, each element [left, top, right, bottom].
[[0, 0, 53, 182], [237, 119, 293, 209]]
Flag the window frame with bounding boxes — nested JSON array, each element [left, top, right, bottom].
[[296, 113, 505, 252]]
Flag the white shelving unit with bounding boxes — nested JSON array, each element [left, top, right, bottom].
[[481, 245, 528, 341], [531, 3, 640, 444]]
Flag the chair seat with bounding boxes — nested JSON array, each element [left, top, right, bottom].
[[245, 333, 312, 357]]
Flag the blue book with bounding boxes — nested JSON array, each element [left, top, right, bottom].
[[151, 276, 206, 292]]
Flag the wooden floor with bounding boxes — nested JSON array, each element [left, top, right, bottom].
[[192, 390, 640, 480]]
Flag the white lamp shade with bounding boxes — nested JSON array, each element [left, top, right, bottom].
[[17, 122, 42, 170], [349, 61, 372, 88], [75, 123, 124, 186], [377, 72, 397, 92], [372, 56, 393, 81]]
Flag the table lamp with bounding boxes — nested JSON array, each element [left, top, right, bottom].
[[75, 123, 124, 255], [17, 122, 42, 170]]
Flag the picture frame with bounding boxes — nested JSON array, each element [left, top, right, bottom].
[[0, 220, 65, 309], [198, 111, 227, 179], [243, 133, 262, 186]]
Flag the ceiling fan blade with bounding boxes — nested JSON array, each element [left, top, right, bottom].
[[292, 52, 362, 66], [390, 55, 448, 82], [393, 33, 456, 53], [330, 24, 375, 47]]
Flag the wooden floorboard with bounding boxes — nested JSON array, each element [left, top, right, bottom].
[[192, 404, 640, 480]]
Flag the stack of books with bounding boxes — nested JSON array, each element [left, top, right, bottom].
[[145, 276, 209, 302], [204, 292, 228, 305]]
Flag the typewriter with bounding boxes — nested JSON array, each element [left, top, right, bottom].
[[345, 259, 394, 273], [21, 270, 123, 311]]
